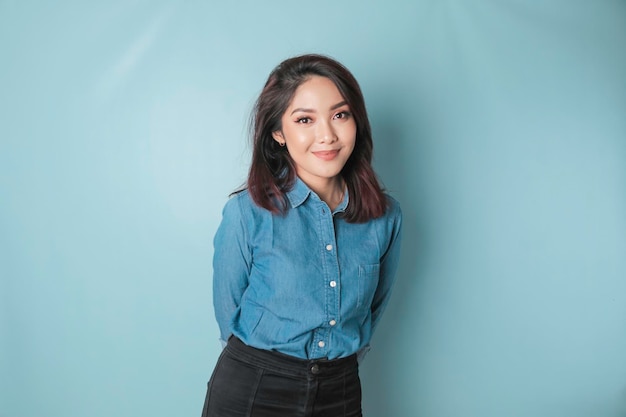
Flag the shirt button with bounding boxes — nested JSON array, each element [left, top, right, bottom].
[[329, 319, 336, 326], [329, 281, 337, 288], [318, 341, 325, 348], [326, 244, 333, 251]]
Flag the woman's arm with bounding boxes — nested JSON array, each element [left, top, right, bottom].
[[370, 200, 403, 332], [212, 195, 252, 345]]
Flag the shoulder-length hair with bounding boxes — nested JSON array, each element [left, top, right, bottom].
[[247, 54, 387, 223]]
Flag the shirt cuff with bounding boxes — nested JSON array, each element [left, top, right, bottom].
[[219, 338, 228, 349], [356, 345, 371, 364]]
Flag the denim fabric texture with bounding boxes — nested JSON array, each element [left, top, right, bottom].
[[213, 177, 402, 360]]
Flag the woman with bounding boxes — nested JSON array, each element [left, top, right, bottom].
[[202, 54, 402, 417]]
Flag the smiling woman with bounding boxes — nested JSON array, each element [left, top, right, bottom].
[[246, 54, 390, 223], [271, 76, 356, 210], [201, 54, 403, 417]]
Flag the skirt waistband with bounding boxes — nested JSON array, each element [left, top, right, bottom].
[[225, 336, 358, 378]]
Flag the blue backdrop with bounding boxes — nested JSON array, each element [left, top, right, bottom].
[[1, 1, 625, 416]]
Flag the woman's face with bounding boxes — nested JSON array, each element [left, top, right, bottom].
[[272, 76, 356, 190]]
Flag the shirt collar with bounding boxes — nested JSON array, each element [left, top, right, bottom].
[[286, 177, 349, 214], [286, 177, 311, 208]]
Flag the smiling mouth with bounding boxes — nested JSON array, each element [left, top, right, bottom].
[[313, 150, 339, 161]]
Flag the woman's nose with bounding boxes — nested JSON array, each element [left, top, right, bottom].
[[317, 120, 337, 143]]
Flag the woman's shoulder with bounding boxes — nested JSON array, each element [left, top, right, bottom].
[[383, 193, 402, 220], [222, 189, 271, 219], [223, 189, 251, 212]]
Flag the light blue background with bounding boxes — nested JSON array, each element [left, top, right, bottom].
[[2, 1, 625, 416]]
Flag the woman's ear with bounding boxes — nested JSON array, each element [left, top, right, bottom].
[[272, 131, 285, 146]]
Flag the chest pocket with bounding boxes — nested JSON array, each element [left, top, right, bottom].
[[358, 264, 380, 309]]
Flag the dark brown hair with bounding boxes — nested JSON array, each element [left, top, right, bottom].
[[247, 54, 387, 223]]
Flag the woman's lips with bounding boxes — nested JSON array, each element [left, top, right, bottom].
[[313, 150, 339, 161]]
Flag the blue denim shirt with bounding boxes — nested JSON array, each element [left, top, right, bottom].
[[212, 178, 402, 360]]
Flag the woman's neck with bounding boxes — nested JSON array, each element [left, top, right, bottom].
[[301, 176, 345, 211]]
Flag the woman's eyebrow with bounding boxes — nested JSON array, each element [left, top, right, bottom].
[[330, 100, 348, 111], [290, 101, 348, 115], [290, 107, 315, 115]]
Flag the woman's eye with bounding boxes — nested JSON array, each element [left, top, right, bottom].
[[334, 111, 351, 119], [296, 117, 312, 124]]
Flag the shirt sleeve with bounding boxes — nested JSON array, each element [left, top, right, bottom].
[[212, 195, 252, 344], [370, 199, 403, 332]]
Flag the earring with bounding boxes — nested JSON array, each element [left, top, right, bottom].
[[279, 142, 286, 147]]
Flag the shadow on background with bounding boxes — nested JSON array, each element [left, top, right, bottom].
[[360, 75, 436, 416]]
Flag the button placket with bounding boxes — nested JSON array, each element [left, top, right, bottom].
[[319, 202, 339, 357]]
